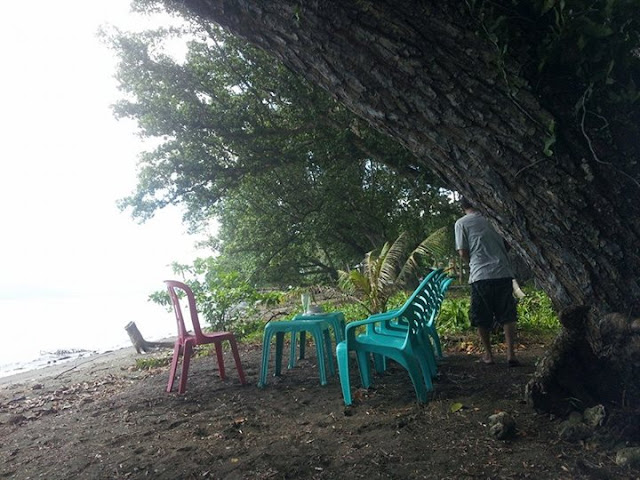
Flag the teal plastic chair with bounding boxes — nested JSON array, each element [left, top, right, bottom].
[[289, 311, 345, 367], [336, 304, 434, 406], [365, 270, 445, 375], [372, 270, 453, 362], [258, 317, 335, 387], [426, 275, 454, 359], [372, 269, 442, 336]]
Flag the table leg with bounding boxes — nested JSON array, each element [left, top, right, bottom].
[[299, 331, 306, 360], [275, 331, 285, 376]]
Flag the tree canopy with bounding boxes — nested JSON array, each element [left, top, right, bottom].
[[110, 22, 458, 284]]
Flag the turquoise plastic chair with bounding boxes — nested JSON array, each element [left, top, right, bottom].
[[336, 303, 434, 406], [426, 275, 454, 359], [258, 317, 335, 387], [365, 270, 446, 375], [372, 269, 443, 336], [372, 270, 453, 362]]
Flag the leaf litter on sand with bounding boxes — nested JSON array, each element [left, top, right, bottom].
[[1, 342, 639, 479]]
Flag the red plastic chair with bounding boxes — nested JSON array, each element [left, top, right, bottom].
[[165, 280, 246, 394]]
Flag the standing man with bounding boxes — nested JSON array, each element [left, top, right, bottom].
[[454, 197, 519, 366]]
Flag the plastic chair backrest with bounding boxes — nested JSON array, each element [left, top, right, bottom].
[[434, 276, 454, 310], [388, 269, 442, 326], [165, 280, 206, 341], [403, 269, 442, 307]]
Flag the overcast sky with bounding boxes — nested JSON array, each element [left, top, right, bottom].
[[0, 1, 205, 299]]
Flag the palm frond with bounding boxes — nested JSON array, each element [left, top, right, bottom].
[[398, 226, 454, 286], [338, 269, 368, 295], [413, 225, 455, 261], [362, 249, 379, 292], [379, 232, 410, 289], [339, 229, 455, 314]]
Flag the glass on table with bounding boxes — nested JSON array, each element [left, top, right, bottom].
[[301, 293, 311, 313]]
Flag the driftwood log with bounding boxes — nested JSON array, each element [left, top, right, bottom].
[[124, 321, 173, 354], [525, 306, 640, 415]]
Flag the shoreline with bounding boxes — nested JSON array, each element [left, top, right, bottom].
[[0, 344, 167, 388], [0, 334, 177, 387], [0, 349, 100, 381]]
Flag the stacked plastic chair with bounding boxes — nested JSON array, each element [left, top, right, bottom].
[[376, 270, 453, 360], [426, 273, 454, 359], [335, 270, 451, 406], [336, 270, 435, 405]]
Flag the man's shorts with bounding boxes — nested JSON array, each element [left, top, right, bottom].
[[470, 277, 517, 329]]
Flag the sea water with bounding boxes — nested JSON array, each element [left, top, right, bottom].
[[0, 292, 176, 378]]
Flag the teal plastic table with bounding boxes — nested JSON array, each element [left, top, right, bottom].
[[290, 312, 345, 367], [258, 316, 336, 387]]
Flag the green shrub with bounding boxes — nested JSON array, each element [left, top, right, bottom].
[[517, 288, 559, 334], [233, 318, 267, 342], [437, 297, 471, 334], [134, 355, 171, 370], [435, 288, 559, 337], [387, 290, 410, 311], [256, 290, 285, 307], [312, 301, 365, 323]]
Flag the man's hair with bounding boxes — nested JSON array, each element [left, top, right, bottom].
[[460, 197, 474, 210]]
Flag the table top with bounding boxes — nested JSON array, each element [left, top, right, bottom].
[[295, 311, 344, 319]]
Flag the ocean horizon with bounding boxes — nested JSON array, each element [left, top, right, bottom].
[[0, 291, 176, 378]]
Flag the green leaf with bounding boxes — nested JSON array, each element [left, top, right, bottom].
[[450, 402, 464, 413], [543, 134, 556, 157], [541, 0, 555, 15]]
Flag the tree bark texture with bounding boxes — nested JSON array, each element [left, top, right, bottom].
[[525, 307, 640, 413], [163, 0, 640, 406]]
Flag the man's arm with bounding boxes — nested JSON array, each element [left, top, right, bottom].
[[457, 249, 470, 264]]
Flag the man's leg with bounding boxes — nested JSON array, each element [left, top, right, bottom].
[[503, 321, 517, 364], [477, 326, 494, 364], [493, 278, 518, 365], [470, 280, 494, 364]]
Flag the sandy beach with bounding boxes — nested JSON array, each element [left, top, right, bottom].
[[1, 339, 638, 479], [0, 346, 144, 388]]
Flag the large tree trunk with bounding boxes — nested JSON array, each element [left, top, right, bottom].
[[163, 0, 640, 409], [525, 306, 640, 414]]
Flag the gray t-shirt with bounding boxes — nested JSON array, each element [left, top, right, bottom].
[[454, 211, 513, 283]]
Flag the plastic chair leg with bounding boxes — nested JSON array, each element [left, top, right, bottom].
[[274, 331, 285, 376], [214, 341, 227, 380], [299, 331, 306, 360], [288, 331, 297, 369], [424, 340, 438, 377], [166, 341, 181, 393], [328, 314, 345, 344], [404, 355, 428, 403], [336, 341, 352, 406], [373, 353, 386, 374], [312, 328, 328, 386], [430, 328, 443, 359], [415, 352, 434, 392], [356, 350, 373, 388], [258, 329, 273, 387], [323, 329, 335, 376], [228, 336, 246, 384], [178, 342, 194, 394]]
